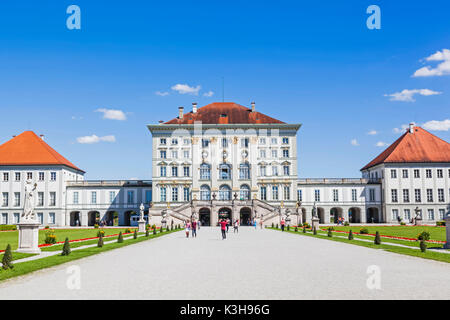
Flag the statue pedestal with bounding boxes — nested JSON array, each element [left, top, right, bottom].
[[444, 216, 450, 249], [161, 220, 167, 229], [138, 219, 146, 233], [311, 217, 320, 231], [415, 217, 423, 226], [17, 221, 41, 254]]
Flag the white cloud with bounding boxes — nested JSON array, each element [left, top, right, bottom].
[[171, 84, 201, 95], [155, 91, 169, 96], [350, 139, 359, 146], [422, 119, 450, 131], [203, 90, 214, 97], [413, 49, 450, 77], [384, 89, 442, 102], [77, 135, 116, 144], [375, 141, 388, 147], [367, 130, 378, 135], [95, 108, 127, 121], [393, 124, 410, 134]]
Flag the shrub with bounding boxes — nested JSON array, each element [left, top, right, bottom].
[[146, 224, 150, 230], [374, 231, 381, 245], [61, 237, 71, 256], [133, 229, 138, 239], [420, 240, 427, 253], [327, 227, 333, 237], [286, 225, 290, 231], [117, 232, 124, 243], [359, 228, 369, 234], [271, 222, 274, 228], [303, 226, 306, 233], [125, 228, 132, 234], [44, 229, 57, 244], [97, 230, 105, 238], [344, 221, 349, 226], [0, 225, 17, 231], [152, 224, 156, 231], [44, 225, 50, 229], [417, 231, 430, 241], [166, 226, 170, 232], [94, 224, 99, 229], [145, 229, 149, 237], [97, 234, 104, 247], [348, 230, 354, 240], [436, 221, 445, 227], [153, 227, 157, 235], [1, 244, 13, 270], [160, 226, 164, 233], [294, 226, 298, 232], [302, 222, 311, 229], [400, 222, 406, 226], [313, 227, 317, 235]]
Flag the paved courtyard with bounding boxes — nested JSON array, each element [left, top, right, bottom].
[[0, 227, 449, 299]]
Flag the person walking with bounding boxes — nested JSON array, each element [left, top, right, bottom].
[[219, 219, 227, 240], [233, 219, 239, 233], [185, 221, 190, 238], [259, 218, 263, 229], [281, 219, 285, 231], [226, 218, 230, 233], [192, 220, 197, 238], [254, 219, 257, 229]]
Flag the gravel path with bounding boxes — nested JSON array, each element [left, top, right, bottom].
[[0, 227, 449, 300]]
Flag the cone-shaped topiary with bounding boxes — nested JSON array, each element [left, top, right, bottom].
[[348, 230, 354, 240], [303, 226, 306, 233], [294, 227, 298, 232], [374, 231, 381, 245], [313, 227, 317, 235], [145, 229, 149, 237], [97, 234, 104, 247], [2, 244, 13, 270], [327, 228, 333, 237], [420, 240, 427, 252], [166, 226, 170, 232], [118, 231, 124, 243], [61, 237, 71, 256], [153, 227, 157, 235], [160, 226, 164, 233], [133, 229, 138, 239], [271, 222, 274, 228]]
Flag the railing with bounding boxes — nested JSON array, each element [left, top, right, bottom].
[[67, 180, 152, 187], [297, 178, 381, 185]]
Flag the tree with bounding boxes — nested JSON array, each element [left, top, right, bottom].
[[1, 244, 13, 270], [133, 229, 138, 239], [97, 234, 104, 247], [145, 229, 149, 237], [61, 237, 71, 256], [160, 226, 164, 233], [348, 230, 354, 240], [420, 240, 427, 253], [303, 226, 306, 233], [374, 231, 381, 245], [117, 232, 123, 243], [153, 227, 157, 235], [327, 228, 333, 237]]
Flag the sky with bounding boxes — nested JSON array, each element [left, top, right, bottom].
[[0, 0, 449, 179]]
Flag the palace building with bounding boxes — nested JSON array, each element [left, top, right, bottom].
[[0, 102, 449, 227]]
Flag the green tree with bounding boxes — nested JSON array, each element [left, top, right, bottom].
[[97, 234, 104, 247], [145, 229, 149, 237], [160, 226, 164, 233], [117, 232, 123, 243], [153, 227, 157, 235], [1, 244, 13, 270], [374, 231, 381, 245], [348, 230, 354, 240], [303, 226, 306, 233], [61, 237, 71, 256], [327, 228, 333, 237], [133, 229, 138, 239], [420, 240, 427, 253]]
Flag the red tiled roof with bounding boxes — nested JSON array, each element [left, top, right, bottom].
[[164, 102, 285, 124], [0, 131, 84, 172], [361, 126, 450, 170]]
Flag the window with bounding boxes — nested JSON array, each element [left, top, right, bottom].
[[239, 163, 250, 179], [171, 151, 178, 159], [271, 138, 277, 144], [259, 150, 266, 158], [37, 192, 44, 206], [283, 186, 290, 200], [240, 185, 251, 200], [282, 137, 289, 144], [221, 138, 228, 148], [297, 189, 302, 202], [48, 212, 55, 224], [314, 189, 320, 202], [282, 149, 289, 158], [260, 166, 266, 177], [438, 189, 444, 202], [73, 192, 79, 204], [160, 150, 167, 159], [392, 209, 399, 220], [272, 165, 278, 176], [271, 150, 278, 158], [272, 186, 279, 200], [172, 166, 178, 177], [145, 190, 152, 203], [2, 213, 8, 225], [183, 188, 190, 201], [110, 191, 116, 203], [437, 169, 443, 178], [183, 150, 189, 158], [391, 189, 398, 203], [160, 138, 167, 145], [15, 172, 20, 181], [39, 172, 44, 181], [369, 189, 375, 202], [219, 185, 231, 201], [403, 189, 409, 203], [439, 209, 445, 220], [404, 209, 411, 221], [127, 191, 134, 203], [283, 165, 290, 176], [219, 164, 231, 180], [414, 169, 420, 178], [27, 172, 32, 180], [49, 192, 56, 206], [160, 187, 167, 202], [390, 170, 397, 179], [50, 172, 56, 181], [402, 169, 408, 178], [426, 189, 433, 202], [415, 189, 421, 202], [171, 138, 178, 145], [259, 138, 266, 145], [14, 192, 20, 207], [333, 189, 339, 202], [2, 193, 8, 207], [200, 185, 211, 200], [200, 164, 211, 180], [241, 138, 249, 148], [183, 138, 190, 145], [183, 166, 190, 177], [172, 187, 178, 202], [352, 189, 357, 202], [260, 186, 267, 200], [426, 169, 432, 178], [13, 213, 19, 224], [201, 139, 209, 148], [3, 173, 8, 182], [427, 209, 434, 220], [160, 166, 166, 177]]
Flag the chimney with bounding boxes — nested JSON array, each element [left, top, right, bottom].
[[40, 134, 45, 141], [178, 106, 184, 119], [251, 101, 255, 112], [192, 102, 198, 114], [409, 122, 415, 134], [158, 120, 164, 125]]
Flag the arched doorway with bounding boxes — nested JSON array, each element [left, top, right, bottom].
[[70, 211, 80, 226], [199, 207, 211, 226], [105, 211, 118, 226], [88, 211, 100, 226], [349, 207, 361, 223], [317, 207, 325, 224], [367, 207, 379, 223], [240, 207, 252, 226], [330, 207, 343, 223], [123, 211, 134, 226], [218, 207, 232, 221], [301, 208, 306, 225]]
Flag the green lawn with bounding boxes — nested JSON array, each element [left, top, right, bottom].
[[0, 252, 36, 262], [0, 228, 135, 251], [329, 225, 446, 242]]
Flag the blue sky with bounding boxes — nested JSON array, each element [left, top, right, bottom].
[[0, 1, 449, 179]]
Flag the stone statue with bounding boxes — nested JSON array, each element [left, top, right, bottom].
[[22, 179, 37, 221], [139, 203, 145, 221], [312, 202, 317, 218]]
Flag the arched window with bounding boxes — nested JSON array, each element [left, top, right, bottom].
[[219, 163, 231, 180], [219, 185, 231, 201], [200, 163, 211, 180], [200, 185, 211, 201], [239, 163, 250, 179], [240, 184, 251, 200]]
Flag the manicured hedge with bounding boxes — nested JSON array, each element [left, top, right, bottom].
[[0, 225, 17, 231]]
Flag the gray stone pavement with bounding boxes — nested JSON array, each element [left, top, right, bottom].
[[0, 227, 449, 300]]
